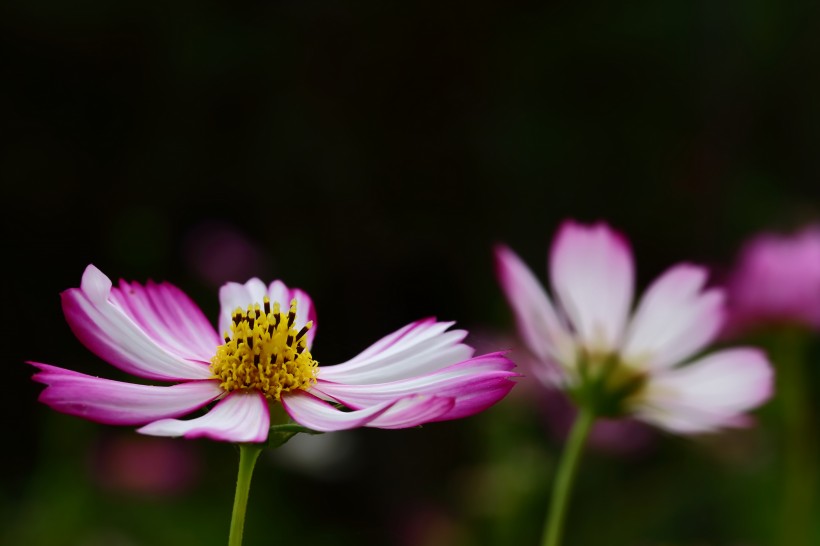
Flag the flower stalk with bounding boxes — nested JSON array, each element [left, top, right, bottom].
[[541, 404, 595, 546], [229, 444, 264, 546]]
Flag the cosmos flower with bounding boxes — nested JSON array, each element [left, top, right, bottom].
[[31, 265, 517, 443], [725, 224, 820, 333], [495, 220, 773, 434]]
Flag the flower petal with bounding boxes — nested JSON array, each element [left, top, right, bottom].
[[30, 362, 222, 425], [109, 279, 221, 361], [138, 391, 270, 443], [313, 352, 518, 421], [281, 391, 456, 431], [218, 279, 318, 349], [62, 265, 214, 381], [218, 278, 267, 335], [494, 245, 575, 366], [316, 319, 474, 384], [621, 264, 726, 369], [635, 348, 773, 434], [550, 221, 634, 353]]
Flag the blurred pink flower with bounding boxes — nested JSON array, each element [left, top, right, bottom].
[[31, 265, 517, 443], [469, 330, 654, 456], [496, 220, 774, 434], [725, 224, 820, 333], [91, 435, 200, 496], [183, 221, 270, 288]]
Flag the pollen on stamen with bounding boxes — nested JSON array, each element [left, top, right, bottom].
[[210, 299, 317, 400]]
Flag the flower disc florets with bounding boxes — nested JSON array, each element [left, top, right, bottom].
[[210, 297, 318, 400]]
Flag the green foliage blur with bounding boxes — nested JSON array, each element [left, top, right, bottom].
[[3, 1, 818, 545]]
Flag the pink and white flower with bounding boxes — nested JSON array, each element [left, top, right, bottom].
[[31, 265, 517, 443], [725, 224, 820, 333], [495, 220, 774, 434]]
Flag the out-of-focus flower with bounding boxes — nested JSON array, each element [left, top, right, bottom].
[[725, 224, 820, 333], [31, 265, 518, 443], [183, 221, 270, 288], [469, 330, 654, 456], [91, 435, 200, 496], [495, 220, 773, 434]]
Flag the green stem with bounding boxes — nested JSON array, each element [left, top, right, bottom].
[[777, 330, 816, 546], [228, 444, 264, 546], [541, 405, 596, 546]]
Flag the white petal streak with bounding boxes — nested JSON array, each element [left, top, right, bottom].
[[281, 390, 455, 432], [313, 352, 517, 407], [636, 348, 773, 434], [494, 245, 574, 364], [30, 363, 222, 425], [218, 278, 267, 336], [621, 264, 726, 369], [550, 221, 634, 353], [138, 391, 270, 443], [109, 280, 220, 361], [62, 265, 214, 381], [317, 324, 474, 384]]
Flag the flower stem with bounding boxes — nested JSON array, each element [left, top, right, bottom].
[[228, 443, 264, 546], [541, 405, 595, 546]]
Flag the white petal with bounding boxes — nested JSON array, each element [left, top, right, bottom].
[[62, 265, 214, 381], [281, 391, 455, 432], [494, 245, 575, 365], [218, 279, 318, 349], [635, 348, 773, 434], [218, 278, 267, 336], [109, 279, 221, 362], [317, 320, 474, 384], [138, 391, 270, 443], [550, 221, 634, 354], [621, 264, 726, 369]]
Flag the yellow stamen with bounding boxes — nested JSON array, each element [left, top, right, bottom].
[[210, 297, 318, 400]]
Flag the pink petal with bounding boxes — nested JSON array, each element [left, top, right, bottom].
[[316, 319, 474, 384], [313, 353, 518, 422], [138, 391, 270, 443], [268, 281, 318, 349], [281, 391, 456, 432], [726, 225, 820, 331], [550, 221, 635, 354], [635, 348, 773, 434], [494, 245, 575, 366], [30, 362, 222, 425], [62, 265, 214, 381], [218, 279, 318, 349], [621, 264, 726, 369], [110, 279, 221, 361]]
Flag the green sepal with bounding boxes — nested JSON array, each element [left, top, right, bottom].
[[267, 423, 323, 449]]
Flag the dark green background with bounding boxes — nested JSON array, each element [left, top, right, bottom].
[[3, 1, 818, 545]]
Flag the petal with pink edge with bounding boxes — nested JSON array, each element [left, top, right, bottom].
[[218, 278, 268, 335], [621, 264, 726, 370], [109, 279, 221, 361], [550, 221, 634, 354], [30, 362, 222, 425], [281, 391, 456, 432], [62, 265, 214, 381], [318, 319, 474, 384], [218, 279, 318, 349], [635, 348, 773, 434], [138, 391, 270, 443], [495, 244, 575, 365]]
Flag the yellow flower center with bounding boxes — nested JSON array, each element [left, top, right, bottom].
[[210, 297, 318, 400]]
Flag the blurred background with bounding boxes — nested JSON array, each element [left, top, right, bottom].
[[3, 1, 819, 545]]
